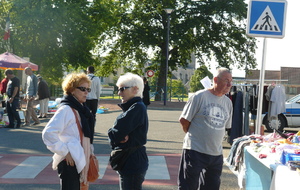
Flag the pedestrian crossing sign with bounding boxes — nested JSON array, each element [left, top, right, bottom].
[[246, 0, 287, 38]]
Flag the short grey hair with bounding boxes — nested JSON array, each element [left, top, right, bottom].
[[214, 67, 232, 78], [116, 73, 144, 97]]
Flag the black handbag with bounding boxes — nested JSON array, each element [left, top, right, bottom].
[[109, 146, 141, 171]]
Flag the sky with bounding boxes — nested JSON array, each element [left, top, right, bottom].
[[230, 0, 299, 77]]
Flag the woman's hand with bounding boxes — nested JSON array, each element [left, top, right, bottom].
[[120, 135, 129, 143], [65, 152, 75, 166]]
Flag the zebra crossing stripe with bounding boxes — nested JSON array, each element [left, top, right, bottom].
[[2, 156, 52, 179], [1, 155, 171, 180], [96, 156, 170, 180], [146, 156, 170, 180], [96, 156, 109, 179]]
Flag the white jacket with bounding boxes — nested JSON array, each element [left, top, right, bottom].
[[86, 74, 101, 100], [42, 105, 86, 173]]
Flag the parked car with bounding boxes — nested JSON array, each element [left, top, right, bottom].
[[263, 94, 300, 132]]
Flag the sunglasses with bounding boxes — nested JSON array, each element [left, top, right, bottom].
[[118, 86, 131, 92], [76, 87, 91, 92]]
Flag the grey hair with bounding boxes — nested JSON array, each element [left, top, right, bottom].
[[116, 73, 144, 97], [214, 67, 232, 78]]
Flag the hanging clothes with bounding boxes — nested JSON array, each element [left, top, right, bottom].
[[249, 84, 269, 117], [230, 91, 244, 144], [265, 84, 276, 120], [269, 84, 286, 118]]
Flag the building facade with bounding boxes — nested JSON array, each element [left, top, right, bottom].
[[246, 67, 300, 99]]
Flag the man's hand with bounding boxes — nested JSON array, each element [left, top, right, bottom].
[[179, 118, 191, 133], [8, 97, 14, 103]]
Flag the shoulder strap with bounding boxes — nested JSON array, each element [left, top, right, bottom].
[[71, 108, 83, 143]]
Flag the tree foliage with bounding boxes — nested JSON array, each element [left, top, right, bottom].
[[97, 0, 257, 100], [170, 79, 187, 99], [0, 0, 114, 84], [1, 0, 258, 93], [190, 65, 213, 92]]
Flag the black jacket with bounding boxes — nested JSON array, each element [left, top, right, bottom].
[[108, 97, 149, 174]]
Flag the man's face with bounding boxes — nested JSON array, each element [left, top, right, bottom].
[[216, 72, 232, 94], [25, 69, 32, 75], [6, 74, 12, 79]]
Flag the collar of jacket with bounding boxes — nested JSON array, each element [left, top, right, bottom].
[[118, 97, 142, 111]]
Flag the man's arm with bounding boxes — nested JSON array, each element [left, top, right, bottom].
[[32, 75, 38, 96], [179, 117, 191, 133]]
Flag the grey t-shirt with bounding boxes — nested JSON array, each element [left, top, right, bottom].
[[180, 89, 232, 156]]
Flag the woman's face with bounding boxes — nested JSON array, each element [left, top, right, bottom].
[[72, 82, 90, 103], [118, 86, 136, 103]]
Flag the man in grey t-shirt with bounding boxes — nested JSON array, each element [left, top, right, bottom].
[[24, 67, 40, 126], [178, 67, 233, 190]]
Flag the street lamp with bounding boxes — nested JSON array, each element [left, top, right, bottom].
[[164, 8, 173, 106]]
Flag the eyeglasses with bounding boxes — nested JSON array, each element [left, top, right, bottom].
[[76, 87, 91, 92], [118, 86, 131, 92]]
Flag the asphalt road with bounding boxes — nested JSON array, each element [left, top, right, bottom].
[[0, 108, 240, 190]]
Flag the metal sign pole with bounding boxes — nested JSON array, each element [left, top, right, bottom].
[[255, 37, 267, 134]]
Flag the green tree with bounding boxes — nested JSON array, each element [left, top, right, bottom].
[[190, 65, 213, 92], [170, 79, 187, 101], [0, 0, 114, 84], [97, 0, 257, 100]]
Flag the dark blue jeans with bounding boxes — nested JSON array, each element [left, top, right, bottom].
[[178, 149, 223, 190], [119, 171, 146, 190], [6, 99, 21, 128]]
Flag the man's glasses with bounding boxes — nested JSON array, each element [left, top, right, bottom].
[[76, 87, 91, 92], [118, 86, 131, 92]]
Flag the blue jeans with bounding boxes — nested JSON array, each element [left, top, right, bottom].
[[119, 172, 146, 190]]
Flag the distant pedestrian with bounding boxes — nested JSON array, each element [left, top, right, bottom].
[[4, 69, 21, 128], [0, 76, 9, 107], [0, 76, 9, 95], [86, 66, 101, 121], [142, 77, 150, 108], [24, 67, 40, 126], [178, 67, 233, 190], [37, 75, 50, 118]]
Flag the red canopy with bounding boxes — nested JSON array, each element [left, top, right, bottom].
[[0, 52, 38, 71]]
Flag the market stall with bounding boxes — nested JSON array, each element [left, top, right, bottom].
[[226, 131, 300, 190]]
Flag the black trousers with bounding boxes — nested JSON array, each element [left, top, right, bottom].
[[86, 99, 98, 121], [57, 160, 80, 190]]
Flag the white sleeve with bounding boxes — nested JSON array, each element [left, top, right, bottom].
[[42, 105, 74, 156]]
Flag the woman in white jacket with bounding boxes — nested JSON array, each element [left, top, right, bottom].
[[42, 73, 95, 190]]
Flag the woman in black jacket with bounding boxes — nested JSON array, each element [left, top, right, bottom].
[[108, 73, 149, 190]]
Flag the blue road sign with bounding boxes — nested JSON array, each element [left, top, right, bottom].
[[247, 0, 287, 38]]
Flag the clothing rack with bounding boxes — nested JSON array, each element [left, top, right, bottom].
[[232, 79, 288, 136], [233, 79, 288, 82]]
